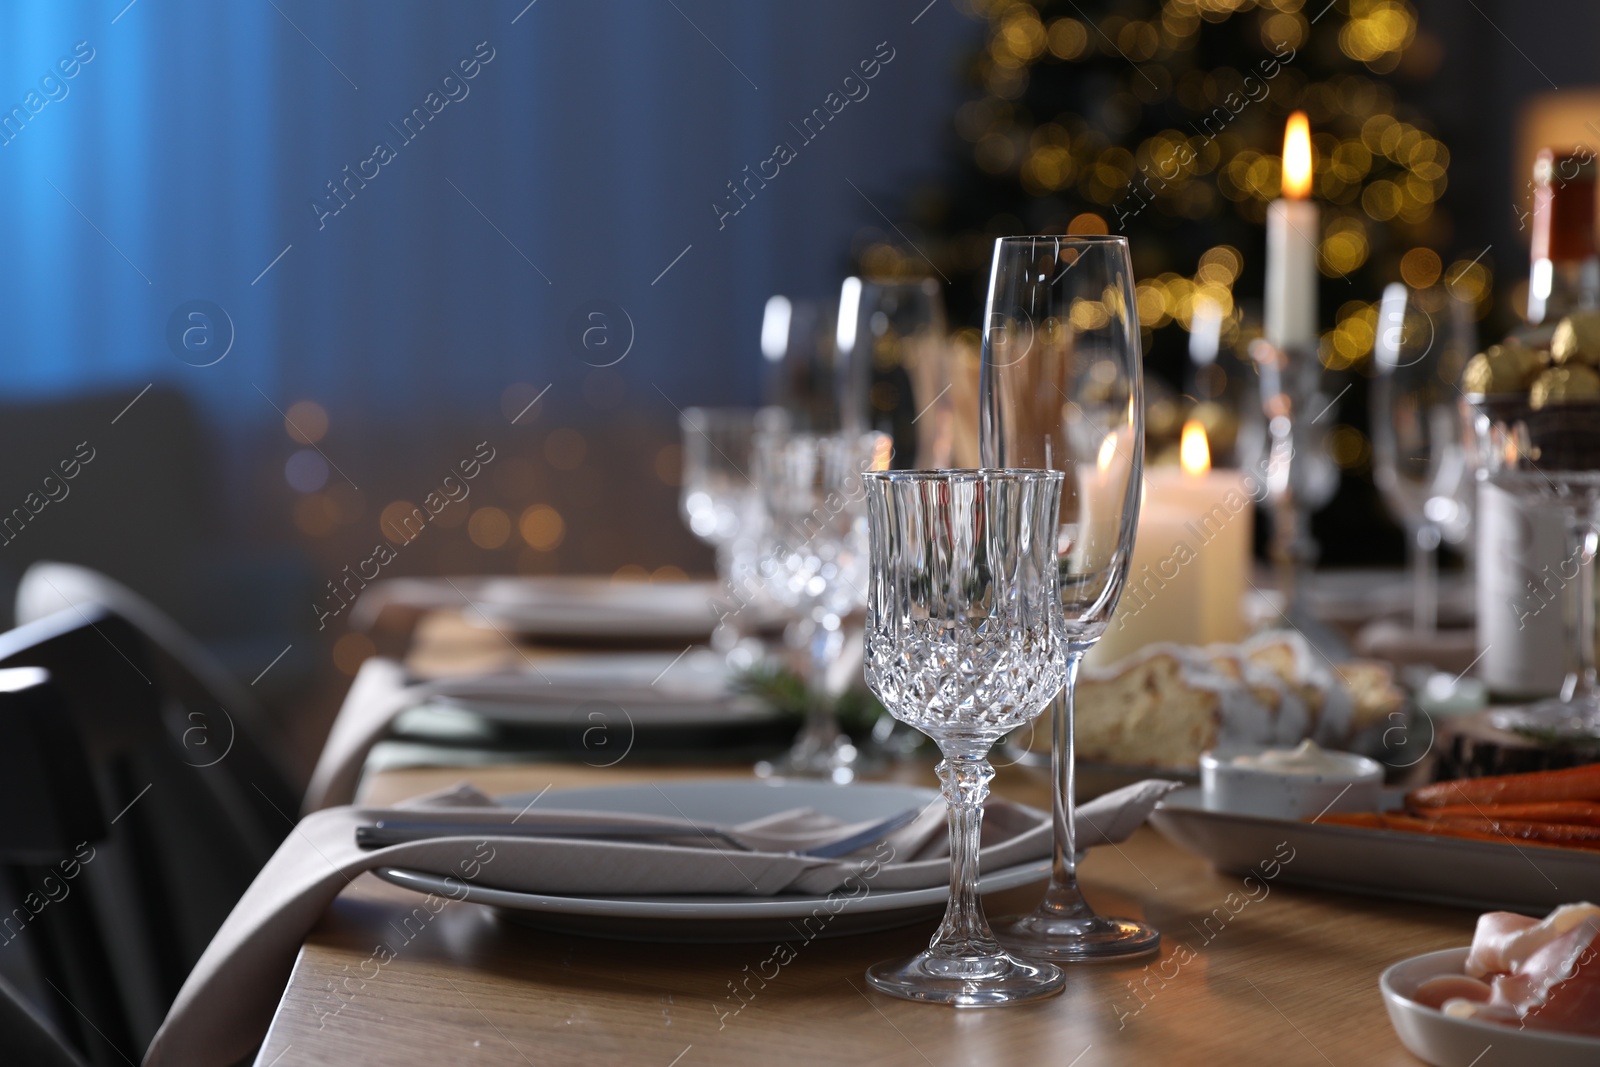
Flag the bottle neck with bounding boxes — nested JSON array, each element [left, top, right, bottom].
[[1528, 255, 1600, 325]]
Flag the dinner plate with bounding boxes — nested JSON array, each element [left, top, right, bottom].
[[424, 649, 782, 727], [1381, 947, 1600, 1067], [465, 577, 726, 640], [1150, 786, 1600, 912], [373, 780, 1051, 943]]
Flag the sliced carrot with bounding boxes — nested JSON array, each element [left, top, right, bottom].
[[1421, 815, 1600, 849], [1376, 813, 1516, 846], [1405, 763, 1600, 809], [1309, 812, 1386, 828], [1413, 801, 1600, 827]]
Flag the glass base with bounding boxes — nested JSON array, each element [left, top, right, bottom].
[[865, 947, 1063, 1007], [995, 909, 1161, 962], [1489, 696, 1600, 740], [754, 736, 870, 783]]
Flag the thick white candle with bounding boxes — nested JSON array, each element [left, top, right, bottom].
[[1088, 423, 1253, 666], [1265, 112, 1319, 349]]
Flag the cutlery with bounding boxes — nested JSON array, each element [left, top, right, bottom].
[[354, 805, 922, 858], [355, 820, 754, 851]]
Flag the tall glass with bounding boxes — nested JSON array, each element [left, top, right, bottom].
[[836, 277, 954, 467], [979, 235, 1157, 960], [761, 296, 851, 433], [1371, 284, 1474, 634], [862, 469, 1067, 1005], [753, 430, 891, 781]]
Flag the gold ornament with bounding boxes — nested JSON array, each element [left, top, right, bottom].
[[1530, 365, 1600, 408]]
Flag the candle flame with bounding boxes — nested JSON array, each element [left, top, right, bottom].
[[1180, 419, 1211, 476], [1097, 433, 1118, 473], [869, 435, 893, 472], [1282, 111, 1313, 200]]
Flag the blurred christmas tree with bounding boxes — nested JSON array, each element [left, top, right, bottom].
[[860, 0, 1484, 565]]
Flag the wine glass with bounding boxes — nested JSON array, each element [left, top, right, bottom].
[[836, 277, 954, 467], [978, 234, 1157, 960], [678, 407, 787, 645], [1469, 372, 1600, 737], [753, 429, 891, 781], [761, 295, 852, 432], [1371, 283, 1474, 634], [862, 468, 1067, 1005]]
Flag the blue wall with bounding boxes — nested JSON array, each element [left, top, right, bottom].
[[0, 1, 978, 427]]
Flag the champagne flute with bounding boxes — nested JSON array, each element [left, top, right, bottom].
[[979, 235, 1157, 960], [836, 277, 954, 467], [862, 468, 1067, 1005], [761, 295, 851, 432], [1371, 283, 1474, 634]]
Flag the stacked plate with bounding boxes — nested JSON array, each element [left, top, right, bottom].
[[375, 780, 1051, 942]]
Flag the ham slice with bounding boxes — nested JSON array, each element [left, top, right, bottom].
[[1444, 902, 1600, 1036]]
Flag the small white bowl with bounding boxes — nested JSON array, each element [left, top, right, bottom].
[[1199, 743, 1383, 819], [1381, 947, 1600, 1067]]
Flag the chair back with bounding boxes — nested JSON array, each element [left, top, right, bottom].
[[0, 609, 293, 1065], [0, 972, 88, 1067]]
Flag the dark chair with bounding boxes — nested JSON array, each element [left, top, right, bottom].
[[0, 608, 295, 1066], [15, 561, 297, 783], [0, 971, 88, 1067]]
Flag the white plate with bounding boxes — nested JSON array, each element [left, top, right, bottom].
[[1381, 947, 1600, 1067], [467, 577, 725, 640], [426, 649, 782, 727], [373, 780, 1050, 943], [1151, 786, 1600, 912]]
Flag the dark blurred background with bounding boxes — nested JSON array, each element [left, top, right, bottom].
[[0, 0, 1596, 764]]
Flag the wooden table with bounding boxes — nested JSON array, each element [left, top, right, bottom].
[[256, 758, 1472, 1066]]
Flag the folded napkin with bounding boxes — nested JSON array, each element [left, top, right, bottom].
[[303, 657, 421, 813], [145, 778, 1177, 1067]]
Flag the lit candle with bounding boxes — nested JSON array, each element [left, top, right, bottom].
[[1265, 111, 1319, 350], [1088, 422, 1253, 666]]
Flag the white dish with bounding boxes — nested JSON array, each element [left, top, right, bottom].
[[373, 780, 1050, 942], [424, 649, 781, 727], [1151, 785, 1600, 912], [1381, 947, 1600, 1067], [466, 577, 726, 640], [1200, 744, 1383, 820]]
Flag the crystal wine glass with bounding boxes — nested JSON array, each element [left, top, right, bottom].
[[679, 406, 788, 645], [753, 429, 891, 781], [862, 468, 1067, 1005], [1469, 383, 1600, 737], [1371, 283, 1474, 634], [978, 234, 1157, 960]]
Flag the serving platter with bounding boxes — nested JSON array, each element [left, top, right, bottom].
[[1151, 785, 1600, 913]]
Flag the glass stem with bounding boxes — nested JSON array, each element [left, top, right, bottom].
[[1563, 515, 1600, 703], [1039, 650, 1094, 919], [796, 614, 844, 750], [929, 749, 999, 958], [1410, 523, 1440, 636]]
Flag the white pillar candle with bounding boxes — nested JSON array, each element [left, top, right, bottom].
[[1089, 423, 1254, 667], [1264, 111, 1319, 350]]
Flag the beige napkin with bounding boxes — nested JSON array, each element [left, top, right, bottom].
[[146, 778, 1177, 1067], [302, 657, 420, 813]]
